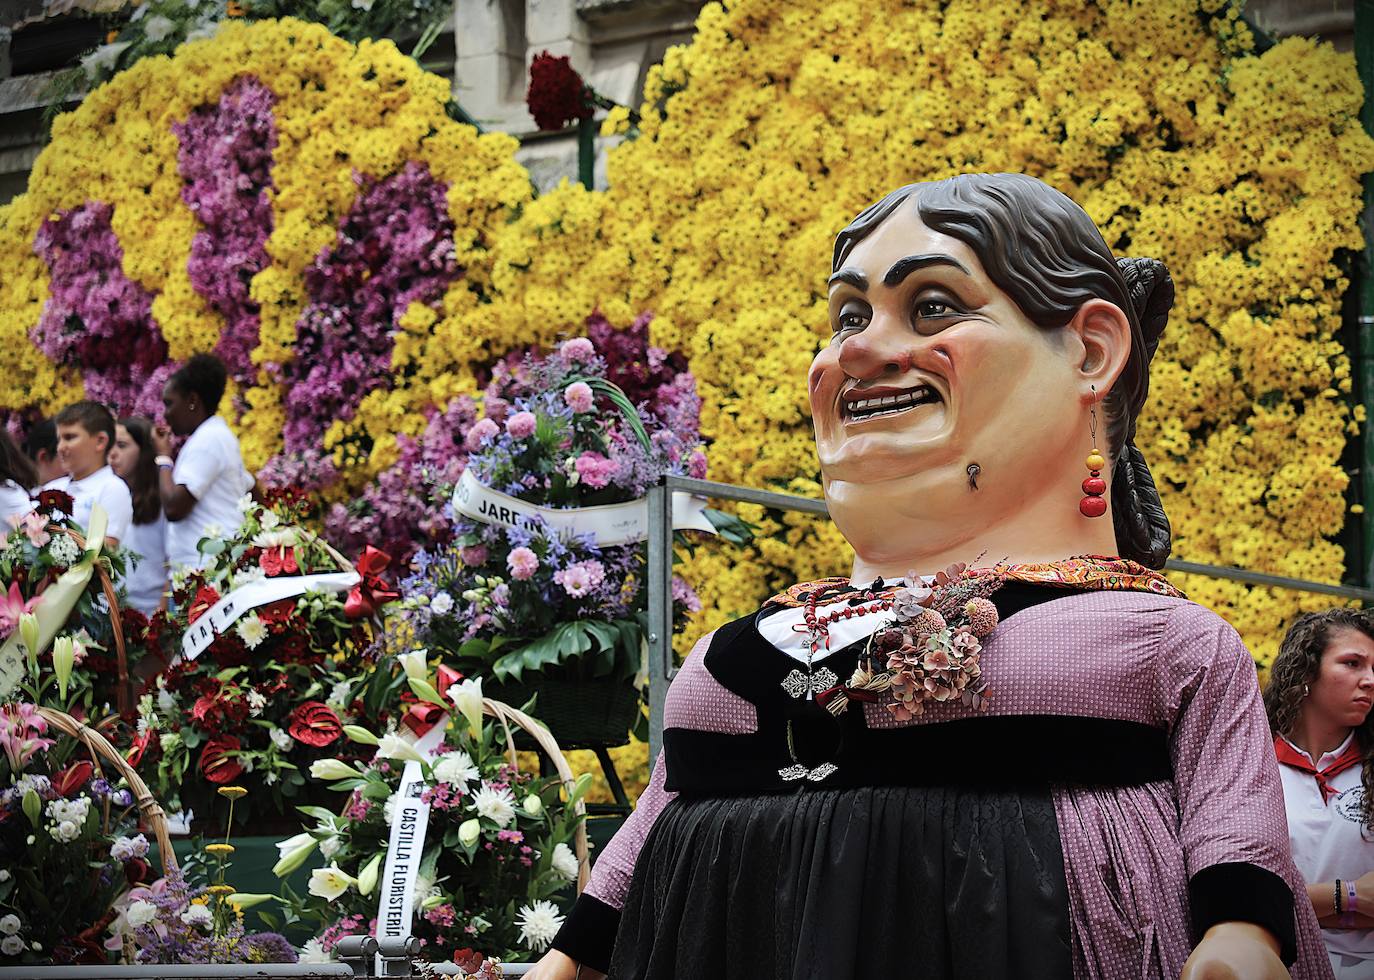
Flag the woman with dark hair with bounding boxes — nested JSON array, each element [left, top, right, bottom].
[[532, 173, 1328, 980], [109, 417, 167, 615], [0, 429, 36, 524], [151, 354, 254, 572], [1267, 610, 1374, 977]]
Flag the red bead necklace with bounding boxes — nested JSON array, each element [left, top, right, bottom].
[[781, 587, 895, 702]]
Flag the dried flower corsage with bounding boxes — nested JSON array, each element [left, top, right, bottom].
[[818, 562, 1002, 718]]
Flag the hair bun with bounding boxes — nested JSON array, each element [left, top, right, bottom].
[[1116, 256, 1173, 362]]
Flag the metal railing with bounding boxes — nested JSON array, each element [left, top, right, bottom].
[[645, 475, 1374, 760]]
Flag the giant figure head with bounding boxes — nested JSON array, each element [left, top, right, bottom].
[[813, 172, 1172, 575]]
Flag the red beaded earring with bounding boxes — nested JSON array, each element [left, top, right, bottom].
[[1079, 387, 1107, 518]]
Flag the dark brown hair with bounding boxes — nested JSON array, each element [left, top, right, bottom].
[[54, 400, 116, 455], [1265, 609, 1374, 834], [834, 173, 1172, 568], [0, 429, 37, 490], [117, 416, 162, 526]]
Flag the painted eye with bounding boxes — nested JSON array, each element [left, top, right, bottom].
[[916, 300, 951, 318]]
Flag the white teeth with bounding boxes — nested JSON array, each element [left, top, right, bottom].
[[846, 386, 935, 415]]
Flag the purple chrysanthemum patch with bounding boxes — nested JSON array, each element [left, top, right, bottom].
[[174, 75, 278, 386], [31, 200, 168, 415], [279, 161, 460, 452]]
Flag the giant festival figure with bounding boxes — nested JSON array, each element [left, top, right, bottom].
[[528, 172, 1332, 979]]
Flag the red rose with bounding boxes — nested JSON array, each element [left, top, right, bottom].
[[37, 488, 74, 515], [526, 51, 592, 131], [199, 735, 244, 784], [287, 701, 342, 747], [124, 856, 150, 885], [188, 585, 221, 624]]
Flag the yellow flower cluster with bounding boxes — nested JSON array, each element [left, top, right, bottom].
[[480, 0, 1374, 674]]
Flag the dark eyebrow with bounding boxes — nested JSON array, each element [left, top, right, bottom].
[[827, 268, 868, 291], [883, 254, 970, 288]]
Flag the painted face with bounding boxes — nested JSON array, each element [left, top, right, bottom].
[[162, 383, 198, 437], [55, 422, 109, 481], [810, 200, 1084, 536], [1309, 627, 1374, 730], [109, 424, 140, 480]]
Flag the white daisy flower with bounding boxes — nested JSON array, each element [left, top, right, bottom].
[[472, 783, 516, 828], [516, 900, 564, 952]]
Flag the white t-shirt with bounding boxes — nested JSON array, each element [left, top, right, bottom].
[[123, 513, 168, 616], [165, 416, 253, 571], [0, 480, 33, 526], [51, 465, 133, 545], [1278, 733, 1374, 967]]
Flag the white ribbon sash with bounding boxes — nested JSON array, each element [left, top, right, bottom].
[[376, 723, 446, 965], [452, 468, 715, 546], [180, 570, 360, 660]]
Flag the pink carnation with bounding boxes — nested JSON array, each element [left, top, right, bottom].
[[553, 560, 605, 598], [574, 451, 617, 489], [563, 381, 594, 414], [465, 417, 500, 451], [507, 546, 539, 580], [559, 337, 596, 363], [506, 411, 537, 439]]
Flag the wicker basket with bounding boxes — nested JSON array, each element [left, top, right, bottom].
[[36, 706, 176, 874], [481, 697, 591, 893]]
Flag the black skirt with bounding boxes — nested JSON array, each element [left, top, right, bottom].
[[608, 785, 1073, 980]]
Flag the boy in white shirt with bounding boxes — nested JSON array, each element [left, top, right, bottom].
[[51, 401, 133, 548], [153, 354, 255, 571]]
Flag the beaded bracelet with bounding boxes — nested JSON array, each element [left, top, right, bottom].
[[1336, 879, 1345, 918]]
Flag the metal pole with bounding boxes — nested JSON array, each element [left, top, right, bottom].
[[645, 481, 674, 764], [1356, 0, 1374, 583]]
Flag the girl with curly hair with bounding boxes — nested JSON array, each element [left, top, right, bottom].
[[1267, 609, 1374, 977]]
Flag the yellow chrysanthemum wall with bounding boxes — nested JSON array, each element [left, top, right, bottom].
[[482, 0, 1374, 669], [1, 2, 1372, 681]]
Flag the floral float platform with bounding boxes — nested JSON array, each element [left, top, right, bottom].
[[549, 557, 1331, 980]]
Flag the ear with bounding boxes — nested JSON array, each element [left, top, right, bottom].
[[1066, 299, 1131, 404]]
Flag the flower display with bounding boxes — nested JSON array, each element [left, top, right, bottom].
[[281, 656, 591, 964], [0, 703, 150, 965], [387, 336, 735, 722], [131, 496, 398, 820], [0, 2, 1368, 683], [0, 494, 137, 713], [108, 869, 296, 965]]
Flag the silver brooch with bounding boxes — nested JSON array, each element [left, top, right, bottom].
[[778, 762, 838, 783], [780, 666, 838, 699]]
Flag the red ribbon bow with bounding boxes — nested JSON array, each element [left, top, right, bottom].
[[344, 545, 399, 619], [1274, 735, 1363, 804], [402, 664, 464, 737], [816, 684, 882, 711]]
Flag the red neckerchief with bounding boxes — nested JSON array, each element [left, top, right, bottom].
[[1274, 735, 1364, 804]]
